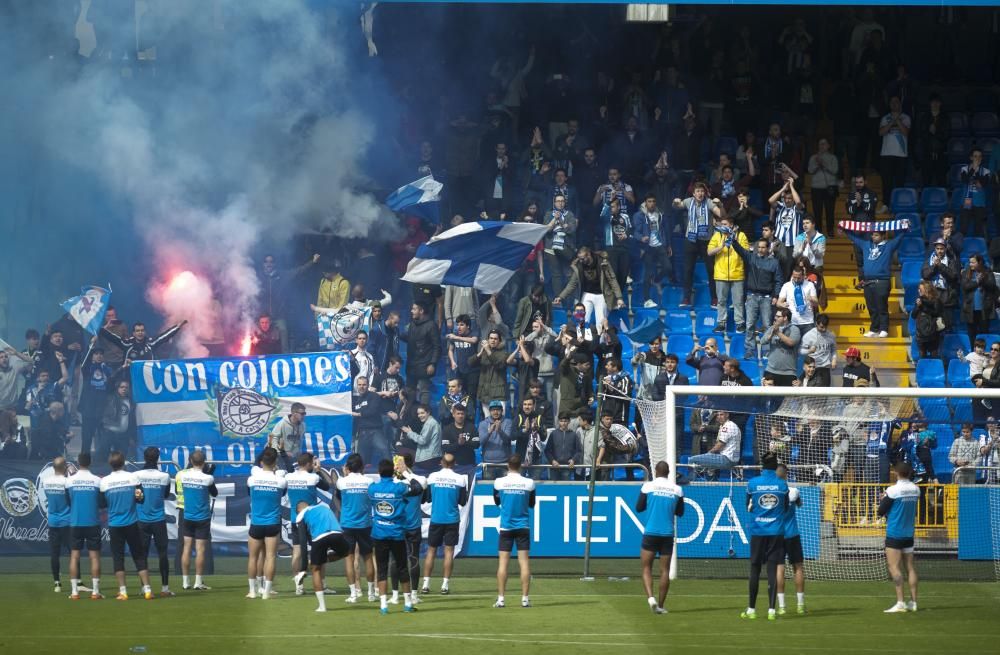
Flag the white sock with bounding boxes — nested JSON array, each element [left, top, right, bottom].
[[442, 577, 449, 589], [648, 596, 657, 607], [497, 595, 505, 604], [746, 607, 755, 614], [423, 576, 430, 588], [182, 575, 190, 588], [522, 595, 529, 603], [797, 592, 805, 605], [256, 576, 263, 589], [404, 591, 412, 606], [391, 590, 399, 602], [248, 579, 257, 594], [315, 591, 326, 611], [194, 575, 203, 587], [263, 579, 273, 594], [349, 583, 358, 597], [71, 579, 79, 595], [119, 585, 127, 595], [768, 608, 776, 615], [778, 593, 786, 609], [380, 594, 388, 610], [91, 579, 100, 594], [142, 585, 151, 594], [161, 585, 170, 593], [367, 582, 375, 595]]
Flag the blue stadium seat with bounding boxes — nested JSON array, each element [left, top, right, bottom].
[[924, 212, 944, 237], [667, 334, 694, 358], [715, 136, 738, 158], [896, 212, 922, 235], [920, 187, 949, 214], [666, 310, 693, 335], [947, 137, 971, 165], [977, 333, 1000, 348], [898, 235, 927, 260], [741, 359, 761, 385], [962, 237, 987, 257], [950, 398, 974, 422], [694, 310, 719, 337], [932, 448, 954, 483], [947, 164, 965, 187], [980, 137, 999, 160], [972, 111, 1000, 137], [631, 308, 661, 327], [607, 308, 629, 329], [661, 286, 684, 308], [915, 359, 946, 388], [920, 399, 951, 421], [727, 332, 746, 358], [901, 261, 923, 309], [947, 359, 973, 388], [890, 188, 919, 214], [948, 112, 970, 136], [692, 285, 712, 308], [692, 262, 709, 284], [941, 333, 971, 358], [551, 308, 568, 329]]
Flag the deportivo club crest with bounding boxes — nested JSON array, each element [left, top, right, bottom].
[[213, 386, 279, 438], [0, 478, 38, 518]]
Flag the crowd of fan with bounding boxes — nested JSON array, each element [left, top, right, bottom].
[[3, 7, 1000, 483]]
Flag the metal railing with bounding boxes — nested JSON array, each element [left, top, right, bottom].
[[477, 461, 651, 480]]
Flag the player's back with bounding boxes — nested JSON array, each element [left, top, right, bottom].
[[883, 479, 920, 539], [368, 477, 410, 540], [100, 470, 141, 527], [297, 503, 342, 540], [639, 477, 683, 537], [782, 487, 801, 539], [178, 468, 215, 522], [494, 472, 535, 531], [248, 470, 287, 526], [41, 474, 71, 528], [746, 469, 789, 536], [67, 469, 101, 527], [286, 470, 322, 515], [336, 472, 373, 529], [427, 468, 467, 525], [401, 474, 426, 531], [134, 468, 171, 523]]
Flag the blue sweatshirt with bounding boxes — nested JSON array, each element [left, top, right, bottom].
[[845, 232, 905, 280]]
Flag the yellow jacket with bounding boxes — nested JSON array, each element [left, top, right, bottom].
[[317, 275, 350, 310], [708, 230, 749, 282]]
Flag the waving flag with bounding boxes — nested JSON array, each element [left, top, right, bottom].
[[402, 221, 550, 294], [60, 286, 112, 335], [386, 175, 443, 222], [316, 305, 372, 350], [621, 316, 665, 347]]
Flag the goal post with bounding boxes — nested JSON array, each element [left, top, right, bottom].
[[634, 384, 1000, 582]]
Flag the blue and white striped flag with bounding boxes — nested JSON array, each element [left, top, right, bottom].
[[402, 221, 550, 294], [60, 285, 111, 335], [386, 175, 443, 222], [316, 306, 372, 350]]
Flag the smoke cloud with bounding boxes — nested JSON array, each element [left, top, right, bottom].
[[2, 1, 398, 353]]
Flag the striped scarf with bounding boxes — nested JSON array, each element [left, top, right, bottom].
[[838, 218, 911, 232], [685, 198, 711, 242]]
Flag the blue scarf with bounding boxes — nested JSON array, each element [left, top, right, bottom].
[[793, 282, 806, 315], [685, 199, 710, 242], [927, 253, 949, 289]]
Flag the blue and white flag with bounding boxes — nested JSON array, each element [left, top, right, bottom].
[[402, 221, 550, 294], [316, 305, 372, 350], [131, 352, 354, 474], [60, 286, 111, 335], [386, 175, 443, 222]]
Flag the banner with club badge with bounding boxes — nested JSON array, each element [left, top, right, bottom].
[[131, 352, 353, 474]]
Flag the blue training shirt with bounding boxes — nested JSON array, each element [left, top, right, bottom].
[[66, 469, 102, 528], [493, 471, 536, 531], [100, 470, 142, 528], [296, 503, 342, 541], [746, 469, 789, 537], [368, 475, 423, 540], [782, 487, 801, 539], [427, 468, 468, 525], [177, 468, 216, 522], [402, 474, 427, 531], [134, 469, 171, 523], [286, 470, 324, 522], [336, 473, 373, 529], [638, 477, 684, 537], [248, 470, 287, 526], [42, 474, 71, 528], [879, 479, 920, 540]]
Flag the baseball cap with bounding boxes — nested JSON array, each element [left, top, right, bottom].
[[844, 347, 861, 358], [488, 400, 504, 410]]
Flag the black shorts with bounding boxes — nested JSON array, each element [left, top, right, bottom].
[[641, 534, 674, 557], [71, 525, 101, 552], [182, 518, 212, 540], [749, 535, 785, 566], [49, 526, 72, 554], [110, 524, 148, 572], [291, 522, 304, 546], [342, 527, 374, 556], [373, 539, 407, 582], [248, 524, 281, 540], [498, 528, 530, 553], [782, 535, 804, 564], [428, 522, 460, 548], [885, 537, 915, 553], [138, 520, 169, 557], [311, 533, 351, 566]]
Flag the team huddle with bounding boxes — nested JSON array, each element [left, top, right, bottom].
[[39, 446, 919, 615]]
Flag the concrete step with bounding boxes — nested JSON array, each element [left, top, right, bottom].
[[835, 337, 914, 364]]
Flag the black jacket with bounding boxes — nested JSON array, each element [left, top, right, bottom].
[[400, 317, 441, 374]]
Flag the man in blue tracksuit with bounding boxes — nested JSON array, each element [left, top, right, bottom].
[[843, 222, 908, 338], [368, 458, 423, 614], [635, 461, 684, 614], [742, 452, 789, 621], [878, 461, 921, 613]]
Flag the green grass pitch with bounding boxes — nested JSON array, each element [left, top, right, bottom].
[[1, 563, 997, 654]]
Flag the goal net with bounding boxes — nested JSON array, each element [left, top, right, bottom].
[[633, 385, 1000, 582]]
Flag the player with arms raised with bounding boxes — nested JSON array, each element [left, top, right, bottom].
[[775, 463, 806, 615], [742, 452, 788, 621], [295, 501, 350, 612], [878, 461, 920, 613], [493, 455, 536, 609], [635, 461, 684, 614]]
